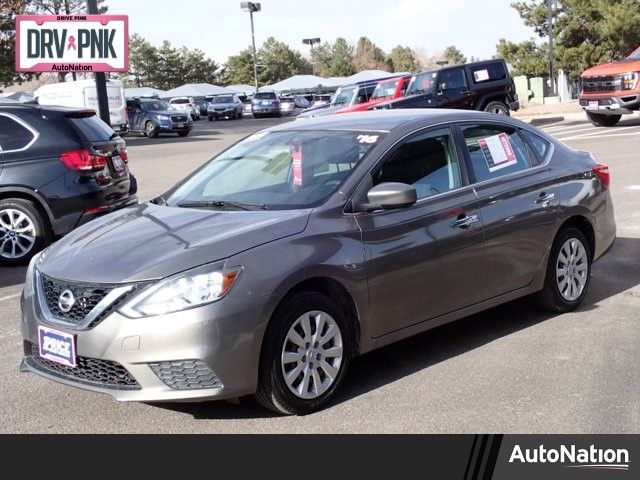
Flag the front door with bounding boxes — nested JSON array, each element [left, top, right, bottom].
[[436, 67, 473, 110], [356, 127, 486, 338]]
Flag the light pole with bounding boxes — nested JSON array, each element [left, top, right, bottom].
[[302, 37, 321, 75], [547, 0, 556, 95], [240, 2, 261, 93]]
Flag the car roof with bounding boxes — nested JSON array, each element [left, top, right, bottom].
[[267, 109, 528, 133]]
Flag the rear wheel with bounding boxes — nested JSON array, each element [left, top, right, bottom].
[[0, 199, 49, 266], [208, 115, 213, 121], [586, 112, 621, 127], [177, 131, 189, 137], [145, 121, 159, 138], [533, 227, 592, 313], [484, 101, 510, 115], [255, 292, 353, 415]]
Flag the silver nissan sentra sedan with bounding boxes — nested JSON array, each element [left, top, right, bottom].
[[19, 109, 616, 415]]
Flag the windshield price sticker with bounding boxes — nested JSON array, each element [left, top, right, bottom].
[[357, 134, 379, 144], [291, 142, 303, 186], [479, 133, 517, 172]]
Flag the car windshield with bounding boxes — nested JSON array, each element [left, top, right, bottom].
[[166, 130, 385, 210], [629, 46, 640, 60], [371, 80, 398, 99], [140, 100, 171, 111], [331, 87, 356, 106], [214, 96, 234, 103], [406, 71, 439, 95]]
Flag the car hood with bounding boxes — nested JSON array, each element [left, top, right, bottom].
[[582, 59, 640, 77], [298, 106, 341, 118], [152, 110, 185, 116], [39, 203, 311, 284]]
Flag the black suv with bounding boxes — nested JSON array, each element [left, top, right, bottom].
[[0, 103, 137, 265], [375, 59, 520, 115]]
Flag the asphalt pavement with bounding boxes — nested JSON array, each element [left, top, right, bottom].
[[1, 113, 639, 433]]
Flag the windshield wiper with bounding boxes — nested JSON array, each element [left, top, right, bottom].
[[178, 200, 267, 211]]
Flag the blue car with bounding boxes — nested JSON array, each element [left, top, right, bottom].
[[251, 91, 281, 118], [126, 98, 193, 138]]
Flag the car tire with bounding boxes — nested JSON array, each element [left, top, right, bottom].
[[0, 198, 50, 266], [586, 112, 621, 127], [177, 131, 189, 137], [255, 291, 353, 415], [208, 116, 213, 121], [145, 121, 159, 138], [533, 226, 592, 313], [484, 101, 510, 116]]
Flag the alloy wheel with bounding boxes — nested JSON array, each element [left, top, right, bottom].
[[0, 208, 36, 259], [556, 238, 588, 301], [281, 310, 344, 400]]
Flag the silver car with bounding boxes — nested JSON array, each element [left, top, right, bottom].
[[207, 94, 243, 121], [20, 110, 616, 415]]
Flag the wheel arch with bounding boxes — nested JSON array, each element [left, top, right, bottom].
[[0, 187, 54, 232], [558, 215, 596, 260], [476, 93, 509, 111]]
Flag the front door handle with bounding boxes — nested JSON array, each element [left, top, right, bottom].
[[535, 192, 556, 205], [451, 214, 479, 229]]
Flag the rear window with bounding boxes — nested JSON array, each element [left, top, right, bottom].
[[0, 115, 35, 151], [254, 92, 277, 100], [520, 129, 551, 161], [470, 62, 507, 84], [171, 98, 190, 104], [69, 115, 116, 141]]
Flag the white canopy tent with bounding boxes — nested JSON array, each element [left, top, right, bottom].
[[163, 83, 228, 98], [258, 75, 328, 93], [224, 84, 256, 94], [124, 87, 166, 98]]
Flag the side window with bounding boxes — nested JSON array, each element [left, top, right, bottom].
[[0, 115, 35, 152], [470, 63, 507, 84], [461, 124, 535, 183], [373, 128, 462, 200], [520, 129, 551, 162], [438, 68, 467, 90]]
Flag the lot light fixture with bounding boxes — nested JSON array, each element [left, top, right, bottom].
[[240, 2, 261, 93], [302, 38, 321, 75]]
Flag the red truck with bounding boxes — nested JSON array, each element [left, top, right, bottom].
[[335, 75, 412, 114], [579, 45, 640, 127]]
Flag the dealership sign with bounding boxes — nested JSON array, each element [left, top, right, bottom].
[[15, 15, 128, 72]]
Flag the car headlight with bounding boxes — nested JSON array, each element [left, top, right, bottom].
[[156, 115, 170, 121], [119, 263, 242, 318], [24, 249, 47, 297]]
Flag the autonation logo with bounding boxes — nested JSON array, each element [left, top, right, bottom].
[[509, 444, 630, 471]]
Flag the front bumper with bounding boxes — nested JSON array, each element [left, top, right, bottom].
[[158, 121, 192, 133], [209, 109, 235, 118], [579, 94, 640, 115], [19, 284, 274, 402]]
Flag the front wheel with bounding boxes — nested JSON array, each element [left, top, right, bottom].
[[208, 115, 213, 121], [0, 199, 49, 266], [255, 292, 353, 415], [484, 101, 510, 115], [533, 227, 592, 313], [145, 121, 159, 138], [586, 112, 621, 127], [177, 131, 189, 137]]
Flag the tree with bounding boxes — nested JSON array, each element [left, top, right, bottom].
[[443, 45, 467, 65], [120, 33, 159, 87], [0, 0, 34, 88], [222, 47, 255, 86], [352, 37, 391, 71], [257, 37, 312, 85], [510, 0, 640, 80], [496, 38, 549, 77], [314, 37, 355, 77], [388, 45, 418, 72]]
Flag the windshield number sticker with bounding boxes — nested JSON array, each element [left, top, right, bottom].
[[291, 143, 303, 187], [244, 132, 269, 142], [357, 134, 379, 144], [479, 133, 517, 172]]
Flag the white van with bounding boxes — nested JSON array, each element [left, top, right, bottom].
[[35, 79, 129, 134]]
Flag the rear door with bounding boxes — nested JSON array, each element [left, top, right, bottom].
[[0, 112, 40, 180], [357, 126, 486, 338], [436, 67, 473, 109], [457, 122, 558, 299]]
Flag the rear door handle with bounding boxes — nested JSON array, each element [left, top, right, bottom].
[[451, 215, 479, 229], [535, 192, 556, 205]]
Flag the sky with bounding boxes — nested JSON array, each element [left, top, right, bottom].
[[106, 0, 537, 65]]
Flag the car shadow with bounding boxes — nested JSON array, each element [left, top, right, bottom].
[[152, 236, 640, 420], [0, 266, 27, 289]]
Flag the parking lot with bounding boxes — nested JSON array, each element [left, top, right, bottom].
[[1, 114, 639, 433]]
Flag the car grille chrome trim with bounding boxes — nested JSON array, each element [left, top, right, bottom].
[[582, 75, 621, 93], [35, 270, 136, 330], [170, 115, 188, 122]]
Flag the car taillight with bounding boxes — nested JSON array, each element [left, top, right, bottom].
[[60, 149, 107, 172], [592, 164, 610, 189], [119, 148, 128, 163]]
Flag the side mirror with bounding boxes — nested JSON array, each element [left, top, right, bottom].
[[359, 182, 417, 212]]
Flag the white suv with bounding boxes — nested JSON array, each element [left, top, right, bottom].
[[169, 96, 200, 120]]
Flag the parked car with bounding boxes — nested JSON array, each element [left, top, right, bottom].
[[579, 44, 640, 127], [20, 110, 615, 415], [242, 99, 253, 117], [335, 75, 411, 114], [375, 59, 520, 115], [251, 91, 281, 118], [298, 78, 388, 118], [198, 100, 210, 117], [279, 97, 296, 116], [0, 102, 137, 265], [126, 98, 193, 138], [309, 94, 332, 107], [207, 94, 243, 120], [168, 96, 200, 120], [35, 79, 129, 135]]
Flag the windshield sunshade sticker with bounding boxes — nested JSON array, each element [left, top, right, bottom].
[[478, 133, 517, 172], [291, 141, 303, 187]]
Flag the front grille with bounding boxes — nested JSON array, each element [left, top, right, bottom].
[[149, 360, 221, 390], [26, 342, 140, 390], [41, 274, 112, 325], [582, 75, 621, 93], [171, 115, 188, 122]]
